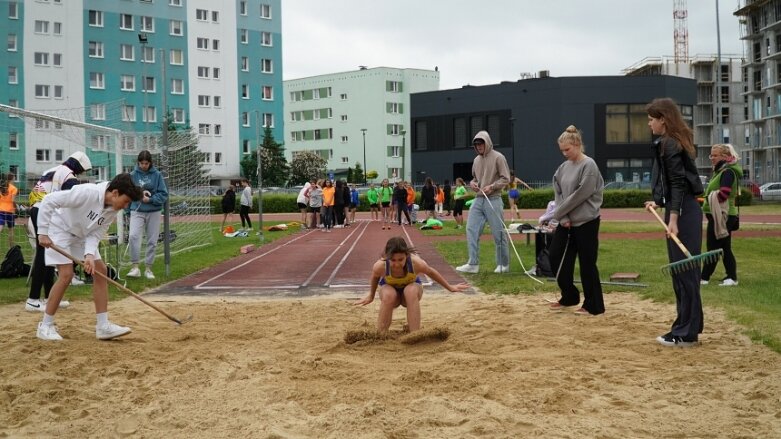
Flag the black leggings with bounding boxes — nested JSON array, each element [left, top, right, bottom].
[[701, 214, 737, 281], [28, 207, 55, 300], [239, 205, 252, 229]]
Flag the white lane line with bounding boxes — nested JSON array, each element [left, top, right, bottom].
[[300, 221, 369, 288], [323, 221, 371, 287], [194, 230, 315, 289]]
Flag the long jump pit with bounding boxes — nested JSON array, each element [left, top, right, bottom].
[[2, 221, 780, 437]]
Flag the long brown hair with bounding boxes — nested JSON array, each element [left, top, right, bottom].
[[646, 98, 695, 157], [382, 236, 417, 259]]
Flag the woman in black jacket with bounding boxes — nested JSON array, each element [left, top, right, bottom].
[[645, 98, 705, 348], [420, 177, 437, 221], [220, 185, 236, 231]]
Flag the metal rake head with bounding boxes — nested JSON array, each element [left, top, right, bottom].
[[661, 249, 724, 276]]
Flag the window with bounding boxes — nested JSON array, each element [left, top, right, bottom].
[[197, 66, 209, 78], [213, 96, 221, 107], [143, 106, 156, 122], [142, 76, 155, 93], [9, 132, 18, 149], [91, 103, 106, 120], [341, 136, 348, 143], [260, 3, 271, 18], [52, 53, 62, 66], [172, 108, 185, 123], [240, 29, 248, 44], [720, 86, 729, 104], [387, 124, 403, 135], [263, 113, 274, 127], [720, 64, 729, 82], [53, 85, 63, 98], [170, 49, 183, 65], [340, 115, 347, 122], [262, 86, 273, 100], [120, 74, 135, 91], [213, 68, 220, 79], [261, 59, 273, 73], [53, 22, 62, 35], [8, 66, 17, 84], [141, 46, 155, 63], [120, 44, 134, 61], [169, 0, 182, 5], [141, 16, 154, 32], [196, 9, 208, 21], [239, 1, 248, 14], [387, 102, 402, 114], [55, 149, 64, 162], [203, 153, 211, 163], [197, 37, 209, 49], [34, 52, 50, 66], [198, 95, 210, 106], [241, 57, 249, 71], [7, 34, 17, 51], [214, 125, 222, 136], [242, 140, 250, 154], [341, 156, 349, 164], [35, 20, 49, 34], [171, 78, 184, 94], [91, 135, 108, 149], [605, 104, 652, 144], [215, 152, 222, 163], [35, 84, 50, 97], [386, 81, 402, 92], [36, 149, 51, 162], [122, 135, 136, 151], [122, 105, 136, 121], [88, 10, 104, 27], [241, 84, 249, 99], [198, 123, 210, 135], [169, 20, 183, 36], [241, 112, 249, 126], [120, 14, 133, 30], [212, 39, 220, 51], [9, 2, 18, 19], [261, 31, 272, 46], [35, 119, 50, 129], [88, 41, 104, 58], [340, 93, 347, 100], [211, 11, 219, 22], [390, 145, 400, 157]]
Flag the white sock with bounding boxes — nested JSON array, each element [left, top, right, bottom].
[[42, 313, 55, 325], [96, 312, 109, 327]]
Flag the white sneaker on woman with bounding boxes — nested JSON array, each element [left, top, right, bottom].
[[719, 278, 738, 286]]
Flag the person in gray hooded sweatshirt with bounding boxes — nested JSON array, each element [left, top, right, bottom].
[[127, 150, 168, 280], [456, 131, 511, 274]]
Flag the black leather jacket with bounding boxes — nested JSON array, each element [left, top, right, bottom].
[[650, 137, 704, 214]]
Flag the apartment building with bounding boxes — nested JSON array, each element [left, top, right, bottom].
[[0, 0, 282, 187], [283, 67, 439, 183], [623, 55, 747, 178]]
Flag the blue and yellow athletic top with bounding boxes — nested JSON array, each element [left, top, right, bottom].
[[378, 257, 421, 290]]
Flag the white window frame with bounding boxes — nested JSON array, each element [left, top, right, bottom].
[[197, 66, 209, 78], [8, 66, 18, 84], [212, 67, 220, 79], [212, 39, 220, 51], [263, 113, 274, 128], [197, 95, 210, 107], [239, 1, 247, 15], [53, 85, 63, 98], [241, 112, 249, 127], [143, 106, 157, 123], [214, 125, 222, 136], [88, 41, 104, 58], [88, 10, 103, 27], [241, 84, 249, 99], [198, 123, 211, 135], [215, 152, 222, 163], [240, 29, 248, 44], [52, 53, 62, 66], [9, 2, 19, 19], [142, 76, 156, 93], [213, 96, 222, 107], [172, 108, 185, 123], [122, 105, 136, 122], [169, 49, 183, 65], [91, 103, 106, 121], [120, 44, 134, 61], [169, 0, 182, 5], [169, 20, 183, 36], [196, 9, 208, 21], [34, 20, 49, 34], [53, 22, 62, 36], [141, 16, 154, 32], [171, 78, 184, 94], [7, 34, 17, 51], [260, 3, 271, 19], [9, 132, 18, 149], [197, 37, 209, 50], [211, 11, 219, 22], [120, 14, 134, 31], [390, 145, 401, 157], [262, 86, 273, 100], [34, 84, 50, 98], [340, 114, 348, 122], [34, 52, 49, 66], [341, 136, 348, 143], [120, 74, 135, 91], [90, 72, 105, 89], [261, 59, 272, 73], [36, 149, 51, 162], [142, 46, 155, 63], [261, 31, 272, 46], [241, 57, 249, 71]]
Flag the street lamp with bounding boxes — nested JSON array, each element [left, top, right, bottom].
[[400, 129, 406, 182], [255, 111, 264, 242], [361, 128, 367, 185]]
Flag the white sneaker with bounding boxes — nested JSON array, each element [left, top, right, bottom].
[[127, 267, 141, 278], [96, 322, 132, 340], [719, 278, 738, 286], [525, 266, 538, 276], [37, 322, 63, 341], [25, 299, 44, 312], [700, 280, 709, 285], [51, 299, 70, 309], [494, 265, 510, 273], [144, 269, 155, 280], [70, 277, 85, 286], [456, 263, 479, 273]]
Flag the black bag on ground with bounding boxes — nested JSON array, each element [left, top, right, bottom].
[[0, 245, 30, 278], [535, 248, 555, 277]]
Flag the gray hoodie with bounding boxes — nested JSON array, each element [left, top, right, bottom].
[[470, 131, 510, 198]]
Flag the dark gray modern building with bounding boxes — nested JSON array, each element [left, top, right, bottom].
[[409, 75, 696, 186]]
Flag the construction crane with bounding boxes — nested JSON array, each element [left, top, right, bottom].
[[673, 0, 689, 67]]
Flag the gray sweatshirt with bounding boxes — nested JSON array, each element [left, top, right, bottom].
[[552, 156, 604, 227]]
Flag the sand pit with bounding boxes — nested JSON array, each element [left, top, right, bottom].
[[1, 292, 780, 438]]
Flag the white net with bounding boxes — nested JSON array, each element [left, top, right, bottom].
[[0, 102, 213, 270]]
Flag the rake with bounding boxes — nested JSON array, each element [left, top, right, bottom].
[[50, 244, 193, 325], [646, 206, 723, 276]]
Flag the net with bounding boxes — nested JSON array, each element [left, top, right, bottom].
[[0, 102, 213, 270]]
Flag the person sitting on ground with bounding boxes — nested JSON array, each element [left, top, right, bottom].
[[354, 236, 469, 333]]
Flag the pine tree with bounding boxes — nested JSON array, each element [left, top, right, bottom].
[[240, 127, 289, 186]]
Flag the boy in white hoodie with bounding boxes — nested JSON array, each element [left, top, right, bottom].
[[35, 173, 143, 341]]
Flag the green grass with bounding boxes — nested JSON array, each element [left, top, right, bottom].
[[433, 236, 781, 353], [0, 222, 299, 305]]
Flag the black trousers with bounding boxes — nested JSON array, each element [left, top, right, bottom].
[[28, 207, 55, 300], [548, 217, 605, 315], [239, 205, 251, 228], [701, 213, 737, 281], [665, 195, 704, 339], [396, 202, 411, 225]]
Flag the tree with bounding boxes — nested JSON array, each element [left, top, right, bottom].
[[288, 150, 327, 185], [351, 162, 365, 184], [366, 170, 379, 181], [158, 112, 207, 186], [240, 127, 289, 186]]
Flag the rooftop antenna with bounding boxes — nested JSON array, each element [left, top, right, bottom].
[[673, 0, 689, 75]]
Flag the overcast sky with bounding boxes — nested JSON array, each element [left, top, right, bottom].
[[281, 0, 745, 90]]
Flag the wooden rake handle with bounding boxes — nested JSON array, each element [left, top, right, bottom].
[[49, 244, 187, 325], [646, 206, 693, 258]]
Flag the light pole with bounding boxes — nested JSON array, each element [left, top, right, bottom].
[[400, 129, 406, 182], [255, 111, 264, 242], [361, 128, 367, 185]]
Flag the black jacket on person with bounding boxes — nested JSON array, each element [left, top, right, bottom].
[[651, 137, 704, 214], [221, 188, 236, 213]]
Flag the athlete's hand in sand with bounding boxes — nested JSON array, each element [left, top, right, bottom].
[[354, 294, 374, 306], [448, 283, 470, 293]]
